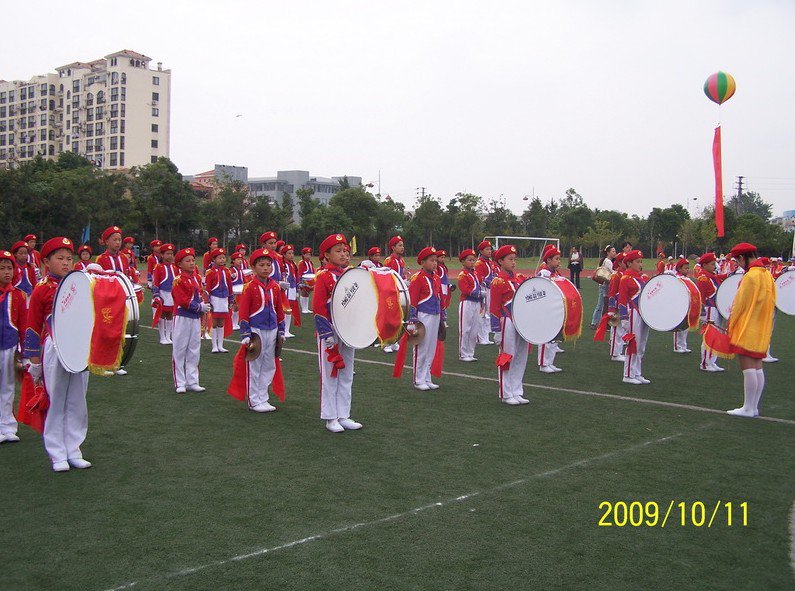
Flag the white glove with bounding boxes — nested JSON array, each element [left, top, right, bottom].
[[323, 336, 337, 349], [406, 323, 417, 334], [240, 337, 251, 346], [28, 362, 43, 383], [200, 303, 211, 313], [444, 321, 449, 329], [279, 281, 290, 290]]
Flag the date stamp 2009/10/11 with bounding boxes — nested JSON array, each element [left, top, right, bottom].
[[597, 500, 748, 528]]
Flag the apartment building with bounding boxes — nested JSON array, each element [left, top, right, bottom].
[[0, 49, 170, 170]]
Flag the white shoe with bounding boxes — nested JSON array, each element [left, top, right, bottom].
[[251, 402, 276, 413], [115, 368, 128, 376], [175, 386, 187, 394], [383, 344, 395, 353], [727, 407, 755, 417], [0, 434, 6, 443], [414, 383, 430, 391], [219, 346, 229, 353], [188, 385, 206, 392], [501, 397, 521, 405], [326, 419, 345, 433], [2, 433, 20, 443], [710, 363, 725, 372], [555, 347, 565, 353], [674, 349, 688, 354], [550, 365, 563, 373], [701, 365, 720, 372], [232, 324, 240, 330], [339, 418, 363, 430], [159, 339, 170, 345], [611, 355, 626, 362], [622, 377, 642, 385], [165, 339, 173, 345], [426, 382, 440, 390], [763, 355, 779, 363], [52, 461, 70, 472], [68, 458, 92, 469], [211, 348, 220, 354], [516, 396, 530, 405], [459, 356, 477, 362], [636, 376, 651, 384], [284, 332, 295, 339], [539, 365, 556, 374], [301, 309, 310, 314]]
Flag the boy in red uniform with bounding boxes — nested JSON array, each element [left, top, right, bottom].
[[202, 237, 219, 274], [618, 250, 650, 385], [436, 249, 453, 310], [475, 240, 499, 345], [73, 245, 93, 272], [298, 247, 315, 313], [152, 243, 177, 345], [11, 241, 37, 298], [457, 249, 482, 362], [171, 248, 211, 393], [672, 258, 693, 353], [24, 237, 93, 471], [655, 252, 666, 275], [230, 251, 246, 329], [407, 247, 445, 391], [236, 248, 286, 413], [146, 240, 162, 289], [359, 246, 383, 270], [96, 226, 134, 374], [536, 246, 563, 373], [490, 244, 530, 405], [24, 234, 43, 279], [0, 251, 26, 443], [606, 252, 626, 361], [205, 248, 234, 353], [312, 234, 362, 433], [280, 244, 301, 337], [696, 252, 726, 372], [382, 235, 408, 352]]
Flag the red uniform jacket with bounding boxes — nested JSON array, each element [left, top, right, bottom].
[[172, 272, 204, 319], [489, 270, 521, 332], [0, 283, 26, 351], [617, 270, 645, 320], [457, 269, 482, 303], [312, 265, 347, 340], [383, 254, 408, 279], [23, 276, 58, 358]]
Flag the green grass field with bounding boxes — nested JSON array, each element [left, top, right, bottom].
[[2, 276, 793, 590]]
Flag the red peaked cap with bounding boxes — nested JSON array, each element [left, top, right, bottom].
[[10, 241, 28, 253], [698, 252, 716, 265], [210, 248, 226, 260], [123, 236, 135, 244], [624, 250, 643, 263], [101, 226, 122, 242], [675, 258, 689, 269], [208, 237, 219, 246], [259, 231, 278, 244], [150, 239, 162, 249], [477, 240, 491, 252], [78, 244, 92, 255], [542, 245, 561, 261], [174, 247, 196, 264], [416, 246, 438, 265], [319, 233, 348, 255], [367, 246, 381, 256], [160, 243, 175, 253], [494, 244, 517, 261], [729, 242, 757, 258], [280, 244, 294, 256], [24, 234, 36, 242], [458, 248, 476, 261], [41, 237, 74, 259], [301, 247, 312, 254], [249, 248, 275, 267], [0, 250, 14, 264], [388, 235, 403, 249], [436, 249, 447, 257]]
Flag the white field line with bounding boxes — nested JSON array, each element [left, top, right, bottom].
[[103, 428, 690, 591], [790, 500, 795, 580]]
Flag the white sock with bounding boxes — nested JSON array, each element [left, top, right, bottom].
[[740, 368, 757, 412], [212, 327, 221, 350], [167, 319, 174, 341], [754, 368, 765, 413], [158, 320, 166, 342], [285, 313, 292, 335]]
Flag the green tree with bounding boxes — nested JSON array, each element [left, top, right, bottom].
[[725, 191, 773, 221]]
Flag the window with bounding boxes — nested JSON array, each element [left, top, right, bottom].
[[95, 139, 103, 151], [110, 152, 117, 166], [97, 91, 105, 104], [110, 105, 118, 118], [66, 105, 70, 115], [72, 141, 78, 152], [111, 88, 118, 102], [152, 92, 159, 101], [119, 152, 124, 166], [95, 106, 104, 119], [120, 120, 125, 133], [0, 107, 4, 118], [87, 109, 94, 122], [40, 99, 47, 111], [95, 122, 104, 135], [121, 73, 126, 85], [151, 139, 158, 148], [110, 136, 118, 150], [120, 104, 125, 117], [0, 136, 5, 146], [110, 120, 118, 134], [153, 76, 160, 85], [40, 83, 47, 94], [20, 87, 27, 100], [111, 72, 119, 85], [121, 87, 126, 101], [39, 130, 46, 141], [86, 93, 94, 106], [152, 107, 159, 117], [0, 92, 5, 104], [110, 57, 117, 66], [120, 137, 125, 149], [151, 123, 158, 132], [86, 139, 93, 152], [72, 113, 78, 124], [8, 90, 15, 102], [48, 145, 54, 156], [49, 85, 55, 96], [28, 116, 34, 127], [86, 124, 93, 137], [73, 80, 80, 92], [151, 156, 157, 164], [49, 130, 55, 141], [40, 114, 46, 126], [66, 120, 70, 130]]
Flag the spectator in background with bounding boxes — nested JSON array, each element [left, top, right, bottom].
[[568, 246, 582, 289]]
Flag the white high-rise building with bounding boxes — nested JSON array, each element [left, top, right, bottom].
[[0, 49, 170, 170]]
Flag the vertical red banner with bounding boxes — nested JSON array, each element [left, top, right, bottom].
[[712, 126, 725, 237]]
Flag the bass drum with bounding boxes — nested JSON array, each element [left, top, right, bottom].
[[774, 270, 795, 315], [330, 267, 380, 349], [512, 276, 566, 345], [116, 271, 140, 368], [638, 273, 697, 332], [715, 273, 743, 319]]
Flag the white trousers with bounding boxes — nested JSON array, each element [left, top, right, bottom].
[[0, 348, 18, 436], [318, 338, 355, 420], [609, 321, 627, 357], [478, 291, 491, 342], [623, 309, 649, 379], [673, 329, 688, 351], [498, 317, 529, 400], [247, 327, 277, 408], [413, 312, 440, 386], [172, 316, 201, 389], [538, 342, 557, 367], [458, 300, 480, 359], [42, 338, 89, 463]]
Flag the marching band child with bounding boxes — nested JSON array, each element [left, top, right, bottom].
[[537, 245, 563, 373], [313, 234, 362, 433], [73, 245, 93, 272], [171, 248, 211, 393], [490, 244, 530, 405], [457, 249, 482, 362], [297, 247, 315, 313], [696, 252, 726, 372], [24, 234, 42, 279], [475, 240, 499, 345], [436, 249, 453, 310], [202, 237, 218, 274], [655, 252, 666, 275], [236, 248, 285, 413], [235, 244, 250, 270], [205, 248, 234, 353], [230, 251, 246, 329], [618, 250, 650, 385], [0, 250, 25, 443], [146, 240, 162, 289], [382, 235, 408, 353], [672, 258, 692, 353], [122, 237, 142, 290], [24, 237, 92, 471], [606, 252, 626, 361], [259, 232, 284, 283], [96, 226, 133, 375], [280, 244, 301, 337], [408, 247, 445, 391], [11, 241, 37, 297], [152, 244, 177, 345], [359, 247, 382, 270]]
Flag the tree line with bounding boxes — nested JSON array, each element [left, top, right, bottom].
[[1, 154, 790, 260]]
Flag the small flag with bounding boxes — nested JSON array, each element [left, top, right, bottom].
[[350, 236, 358, 255]]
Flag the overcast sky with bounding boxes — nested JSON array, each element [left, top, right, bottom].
[[3, 0, 793, 218]]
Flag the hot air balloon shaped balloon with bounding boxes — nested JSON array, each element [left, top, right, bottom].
[[704, 71, 736, 105]]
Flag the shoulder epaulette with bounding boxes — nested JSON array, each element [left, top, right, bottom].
[[492, 277, 504, 286]]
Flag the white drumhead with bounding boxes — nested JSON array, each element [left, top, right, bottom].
[[52, 271, 95, 373], [716, 273, 743, 319], [512, 277, 565, 345], [330, 267, 379, 349], [232, 284, 244, 295], [638, 273, 689, 332], [775, 271, 795, 315]]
